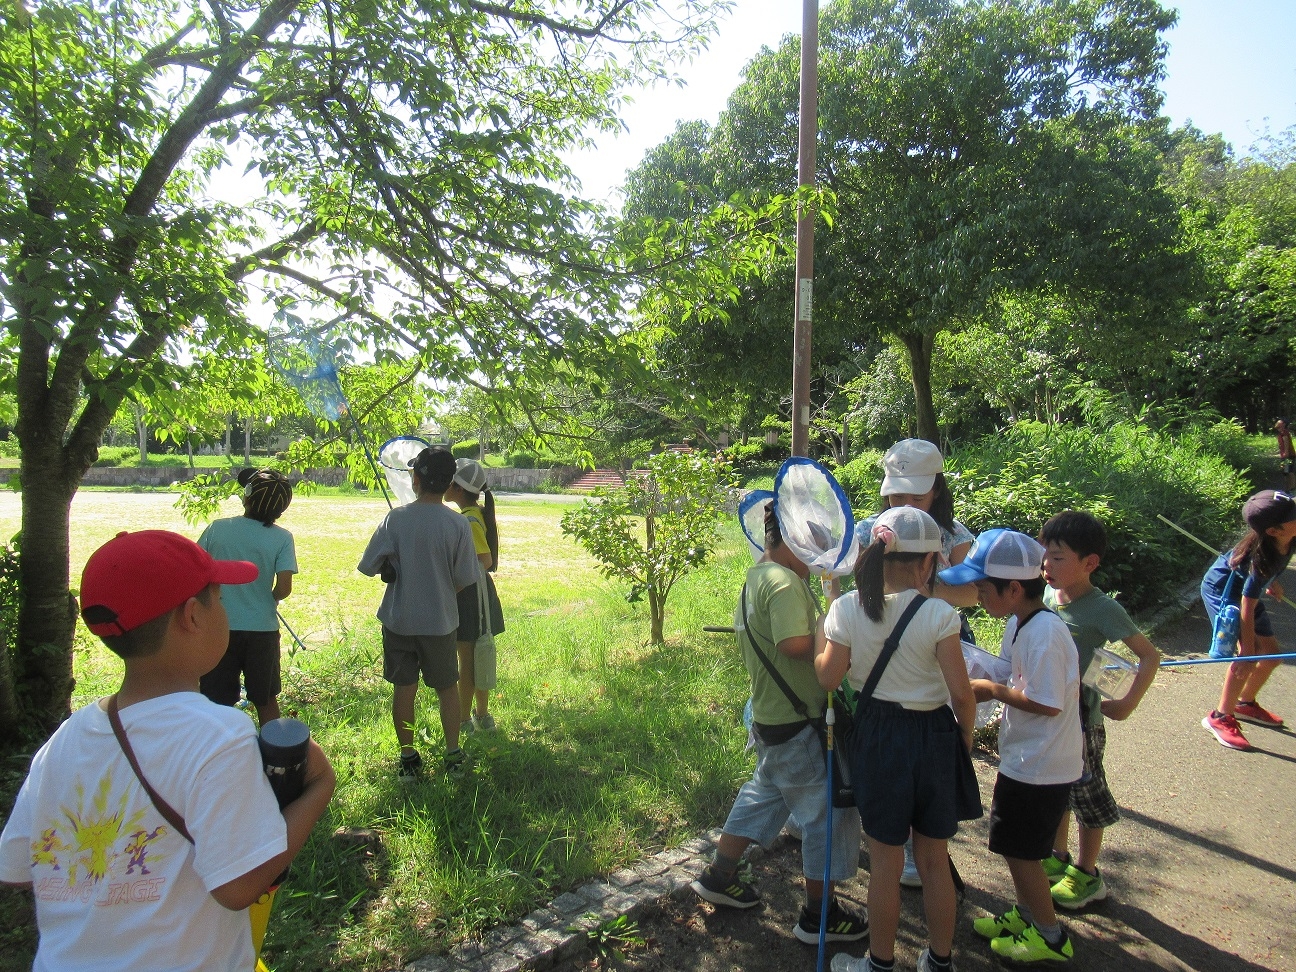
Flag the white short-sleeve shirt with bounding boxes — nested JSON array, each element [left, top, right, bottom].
[[824, 589, 962, 709], [997, 610, 1084, 786], [0, 694, 288, 972]]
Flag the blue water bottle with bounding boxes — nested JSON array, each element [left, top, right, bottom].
[[1210, 603, 1240, 659]]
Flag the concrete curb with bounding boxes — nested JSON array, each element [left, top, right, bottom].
[[401, 831, 720, 972]]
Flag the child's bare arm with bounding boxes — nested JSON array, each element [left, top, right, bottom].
[[272, 571, 293, 602], [210, 741, 336, 911], [969, 678, 1061, 716], [1101, 633, 1160, 721]]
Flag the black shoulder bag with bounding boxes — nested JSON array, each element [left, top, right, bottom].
[[741, 583, 864, 808]]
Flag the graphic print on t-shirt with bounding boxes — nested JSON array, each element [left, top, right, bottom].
[[29, 771, 172, 905]]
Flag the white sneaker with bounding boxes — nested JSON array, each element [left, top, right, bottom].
[[917, 947, 955, 972], [900, 837, 922, 888]]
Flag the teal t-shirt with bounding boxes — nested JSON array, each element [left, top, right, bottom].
[[198, 516, 298, 631], [738, 561, 823, 726], [1044, 586, 1140, 725]]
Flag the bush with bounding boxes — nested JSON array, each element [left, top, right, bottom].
[[947, 421, 1249, 613], [92, 445, 140, 467], [451, 439, 479, 459], [0, 438, 18, 459], [719, 442, 764, 467], [834, 449, 886, 511], [508, 451, 536, 468]]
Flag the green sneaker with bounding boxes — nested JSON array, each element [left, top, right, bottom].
[[972, 905, 1029, 940], [990, 925, 1074, 963], [1042, 853, 1070, 885], [1051, 864, 1107, 910]]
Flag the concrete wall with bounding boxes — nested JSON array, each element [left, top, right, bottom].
[[12, 465, 580, 491]]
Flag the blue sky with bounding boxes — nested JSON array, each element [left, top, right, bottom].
[[567, 0, 1296, 204]]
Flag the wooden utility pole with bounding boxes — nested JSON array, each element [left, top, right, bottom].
[[790, 0, 818, 457]]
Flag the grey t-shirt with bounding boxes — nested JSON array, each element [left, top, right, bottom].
[[358, 501, 478, 637]]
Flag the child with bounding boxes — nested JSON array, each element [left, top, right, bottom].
[[0, 530, 335, 972], [198, 467, 298, 724], [940, 529, 1082, 965], [1039, 511, 1160, 909], [1275, 420, 1295, 494], [1199, 489, 1296, 751], [445, 458, 505, 733], [818, 506, 978, 972], [871, 437, 979, 887], [358, 447, 479, 778]]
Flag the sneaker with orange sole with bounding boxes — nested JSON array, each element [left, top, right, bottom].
[[1202, 711, 1252, 750]]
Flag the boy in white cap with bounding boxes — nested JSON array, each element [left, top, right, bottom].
[[939, 529, 1082, 965], [0, 531, 335, 972]]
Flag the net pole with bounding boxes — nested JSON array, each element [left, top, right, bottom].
[[344, 407, 393, 510]]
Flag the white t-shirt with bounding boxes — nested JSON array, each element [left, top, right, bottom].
[[0, 694, 288, 972], [997, 610, 1083, 786], [824, 590, 962, 710]]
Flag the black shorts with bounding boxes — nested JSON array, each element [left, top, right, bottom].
[[455, 573, 505, 642], [200, 629, 282, 706], [382, 627, 458, 689], [850, 701, 962, 845], [988, 773, 1073, 860]]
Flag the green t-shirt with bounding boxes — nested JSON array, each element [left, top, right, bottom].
[[1044, 586, 1140, 725], [739, 561, 823, 726]]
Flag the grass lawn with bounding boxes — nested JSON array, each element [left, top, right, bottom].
[[0, 491, 757, 971]]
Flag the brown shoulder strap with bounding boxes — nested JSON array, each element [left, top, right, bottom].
[[106, 695, 193, 844]]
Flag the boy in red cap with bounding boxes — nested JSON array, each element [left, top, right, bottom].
[[0, 530, 335, 972]]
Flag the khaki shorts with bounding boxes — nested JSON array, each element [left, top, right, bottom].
[[382, 627, 458, 689]]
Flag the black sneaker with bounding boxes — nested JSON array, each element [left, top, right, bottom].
[[443, 747, 468, 777], [397, 750, 423, 781], [690, 865, 762, 909], [794, 898, 869, 944]]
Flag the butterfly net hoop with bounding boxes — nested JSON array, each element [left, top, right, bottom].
[[379, 436, 430, 506], [774, 457, 858, 577], [739, 490, 774, 560], [267, 319, 347, 423]]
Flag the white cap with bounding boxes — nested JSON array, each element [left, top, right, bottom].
[[938, 528, 1044, 585], [869, 506, 944, 555], [881, 439, 944, 496], [453, 458, 487, 494]]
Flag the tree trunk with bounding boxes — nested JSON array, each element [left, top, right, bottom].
[[901, 331, 940, 444], [224, 415, 232, 455], [244, 415, 252, 464], [15, 444, 81, 734], [649, 589, 664, 644], [186, 436, 194, 468], [645, 509, 665, 643], [135, 411, 148, 465]]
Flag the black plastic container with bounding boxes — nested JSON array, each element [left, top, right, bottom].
[[258, 717, 310, 810]]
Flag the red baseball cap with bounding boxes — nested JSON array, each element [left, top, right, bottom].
[[79, 530, 258, 636]]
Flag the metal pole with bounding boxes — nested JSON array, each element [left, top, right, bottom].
[[790, 0, 819, 458]]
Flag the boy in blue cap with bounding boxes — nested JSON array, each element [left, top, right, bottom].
[[939, 529, 1082, 965]]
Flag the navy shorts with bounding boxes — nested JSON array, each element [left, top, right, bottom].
[[200, 629, 281, 706], [850, 701, 962, 846], [1202, 584, 1274, 638], [988, 773, 1073, 860]]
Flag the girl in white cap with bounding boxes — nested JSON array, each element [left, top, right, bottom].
[[445, 458, 505, 733], [873, 438, 977, 887], [817, 506, 979, 972]]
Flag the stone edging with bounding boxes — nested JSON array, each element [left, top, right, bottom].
[[402, 830, 720, 972]]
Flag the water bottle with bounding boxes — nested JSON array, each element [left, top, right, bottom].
[[1209, 604, 1240, 659], [259, 717, 310, 808]]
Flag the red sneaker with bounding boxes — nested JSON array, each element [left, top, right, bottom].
[[1202, 712, 1252, 751], [1235, 700, 1284, 728]]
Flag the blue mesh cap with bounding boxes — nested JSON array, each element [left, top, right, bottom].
[[938, 528, 1044, 585]]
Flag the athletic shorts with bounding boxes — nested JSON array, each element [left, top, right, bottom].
[[1069, 721, 1120, 830], [721, 724, 860, 882], [988, 773, 1073, 860], [850, 701, 962, 845], [382, 627, 458, 689], [200, 630, 282, 707]]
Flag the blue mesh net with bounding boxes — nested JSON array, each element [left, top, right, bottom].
[[267, 316, 348, 422]]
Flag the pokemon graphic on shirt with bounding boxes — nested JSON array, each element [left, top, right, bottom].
[[28, 771, 172, 904]]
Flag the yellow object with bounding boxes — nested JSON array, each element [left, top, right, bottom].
[[249, 887, 278, 970]]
